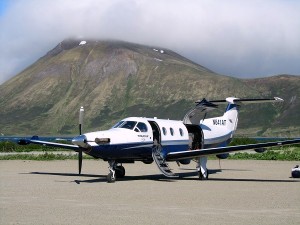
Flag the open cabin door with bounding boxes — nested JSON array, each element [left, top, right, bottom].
[[183, 98, 218, 125], [148, 121, 161, 145], [148, 120, 177, 178], [183, 98, 218, 150]]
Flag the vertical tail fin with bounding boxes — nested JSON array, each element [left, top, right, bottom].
[[222, 98, 240, 136], [218, 96, 284, 136]]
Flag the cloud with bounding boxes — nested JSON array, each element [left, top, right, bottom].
[[1, 0, 300, 84]]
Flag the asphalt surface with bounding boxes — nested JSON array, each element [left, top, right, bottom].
[[1, 160, 300, 225]]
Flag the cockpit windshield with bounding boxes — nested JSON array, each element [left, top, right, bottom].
[[112, 120, 148, 132]]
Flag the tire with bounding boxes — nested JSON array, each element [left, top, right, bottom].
[[115, 166, 125, 178], [107, 171, 116, 183], [198, 170, 208, 180]]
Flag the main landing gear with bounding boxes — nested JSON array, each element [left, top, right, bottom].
[[198, 169, 209, 180], [107, 160, 126, 183], [197, 156, 209, 180]]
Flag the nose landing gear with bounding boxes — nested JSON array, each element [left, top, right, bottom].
[[107, 160, 126, 183]]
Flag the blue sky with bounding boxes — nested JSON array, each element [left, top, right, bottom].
[[1, 0, 300, 84], [0, 0, 10, 16]]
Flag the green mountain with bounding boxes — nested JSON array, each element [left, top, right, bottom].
[[0, 39, 299, 137]]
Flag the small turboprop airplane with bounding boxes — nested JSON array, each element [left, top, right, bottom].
[[18, 97, 300, 182]]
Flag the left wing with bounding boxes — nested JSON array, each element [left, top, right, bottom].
[[166, 139, 300, 161], [18, 136, 80, 151]]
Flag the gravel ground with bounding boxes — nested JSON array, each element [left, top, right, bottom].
[[1, 160, 299, 225]]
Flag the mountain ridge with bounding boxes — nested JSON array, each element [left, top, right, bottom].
[[0, 39, 299, 136]]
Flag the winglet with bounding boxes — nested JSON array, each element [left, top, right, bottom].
[[226, 97, 240, 104], [274, 97, 284, 102]]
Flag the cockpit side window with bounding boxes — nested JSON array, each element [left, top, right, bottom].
[[115, 121, 137, 130], [136, 122, 148, 132], [112, 121, 124, 128]]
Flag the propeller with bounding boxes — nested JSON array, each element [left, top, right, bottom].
[[78, 106, 84, 175]]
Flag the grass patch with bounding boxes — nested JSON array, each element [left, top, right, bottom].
[[0, 152, 94, 160], [0, 141, 69, 152], [229, 149, 300, 161], [229, 137, 258, 146], [229, 137, 300, 160]]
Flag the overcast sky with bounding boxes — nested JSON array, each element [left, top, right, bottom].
[[1, 0, 300, 84]]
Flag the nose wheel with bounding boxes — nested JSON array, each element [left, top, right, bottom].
[[107, 171, 116, 183], [107, 160, 126, 183], [116, 165, 125, 178]]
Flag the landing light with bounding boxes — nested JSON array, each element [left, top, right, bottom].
[[95, 138, 110, 144]]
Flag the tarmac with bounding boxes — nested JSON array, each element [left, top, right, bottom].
[[1, 159, 299, 225]]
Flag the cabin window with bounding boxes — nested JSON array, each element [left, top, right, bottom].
[[136, 122, 148, 132], [170, 128, 174, 136], [162, 127, 167, 135], [179, 128, 184, 136]]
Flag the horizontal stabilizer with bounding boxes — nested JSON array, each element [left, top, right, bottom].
[[200, 97, 284, 105], [185, 97, 283, 125]]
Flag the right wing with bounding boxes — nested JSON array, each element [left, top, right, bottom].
[[166, 139, 300, 161]]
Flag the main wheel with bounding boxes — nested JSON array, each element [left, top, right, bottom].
[[115, 165, 125, 178], [107, 171, 116, 183], [198, 170, 209, 180]]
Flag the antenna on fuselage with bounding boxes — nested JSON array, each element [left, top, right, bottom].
[[78, 106, 84, 175]]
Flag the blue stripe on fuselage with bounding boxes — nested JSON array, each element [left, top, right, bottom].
[[85, 140, 189, 160], [84, 138, 232, 160]]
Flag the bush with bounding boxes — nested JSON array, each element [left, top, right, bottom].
[[229, 137, 257, 146], [229, 149, 300, 161]]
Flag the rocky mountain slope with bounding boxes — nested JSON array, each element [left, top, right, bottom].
[[0, 39, 299, 136]]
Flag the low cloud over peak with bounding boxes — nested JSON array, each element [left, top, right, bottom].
[[1, 0, 300, 84]]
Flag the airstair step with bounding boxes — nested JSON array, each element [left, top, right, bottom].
[[152, 145, 178, 178]]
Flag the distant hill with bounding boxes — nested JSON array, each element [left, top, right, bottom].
[[241, 75, 300, 136], [0, 39, 299, 136]]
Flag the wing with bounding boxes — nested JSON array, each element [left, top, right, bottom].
[[166, 139, 300, 161], [18, 136, 80, 151]]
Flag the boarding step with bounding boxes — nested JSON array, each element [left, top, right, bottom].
[[152, 145, 178, 178]]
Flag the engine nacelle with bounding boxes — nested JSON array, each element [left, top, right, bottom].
[[216, 153, 229, 159]]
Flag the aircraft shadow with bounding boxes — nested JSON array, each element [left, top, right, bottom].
[[208, 177, 300, 183], [22, 172, 107, 183], [22, 170, 300, 183], [26, 172, 103, 178]]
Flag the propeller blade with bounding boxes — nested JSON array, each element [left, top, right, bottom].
[[79, 106, 84, 135], [78, 106, 84, 174], [78, 150, 83, 175]]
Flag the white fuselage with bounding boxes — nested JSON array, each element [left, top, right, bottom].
[[80, 111, 237, 160]]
